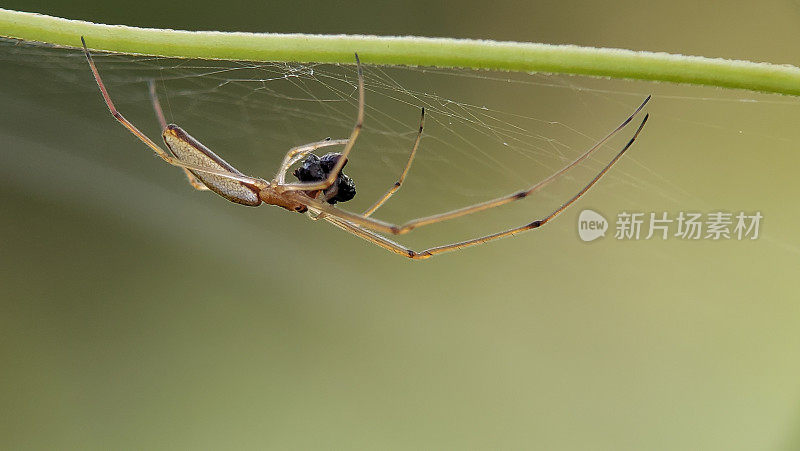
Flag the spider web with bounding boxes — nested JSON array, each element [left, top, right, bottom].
[[2, 36, 797, 240]]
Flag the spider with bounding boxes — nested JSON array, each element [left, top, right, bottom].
[[81, 37, 649, 260]]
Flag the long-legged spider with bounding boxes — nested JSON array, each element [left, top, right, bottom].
[[81, 37, 649, 260]]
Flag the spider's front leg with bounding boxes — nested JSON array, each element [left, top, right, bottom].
[[303, 107, 650, 240]]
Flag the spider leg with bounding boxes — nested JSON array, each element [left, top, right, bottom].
[[82, 37, 268, 190], [362, 108, 425, 217], [148, 80, 169, 132], [328, 115, 649, 259], [304, 102, 649, 236], [160, 155, 269, 187], [148, 80, 208, 191], [279, 53, 365, 192], [324, 216, 417, 258], [274, 138, 350, 185]]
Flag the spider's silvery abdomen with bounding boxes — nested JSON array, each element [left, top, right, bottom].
[[162, 125, 261, 206], [293, 153, 356, 204]]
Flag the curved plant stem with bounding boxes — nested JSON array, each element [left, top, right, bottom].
[[2, 8, 800, 96]]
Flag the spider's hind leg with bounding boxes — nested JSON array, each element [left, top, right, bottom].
[[83, 37, 268, 201], [148, 80, 209, 192]]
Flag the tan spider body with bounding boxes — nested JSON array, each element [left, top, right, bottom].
[[82, 37, 649, 260]]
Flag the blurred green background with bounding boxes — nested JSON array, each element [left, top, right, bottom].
[[2, 1, 800, 449]]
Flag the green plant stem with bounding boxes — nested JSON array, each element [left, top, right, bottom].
[[2, 8, 800, 96]]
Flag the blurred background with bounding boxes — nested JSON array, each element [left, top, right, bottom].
[[2, 1, 800, 449]]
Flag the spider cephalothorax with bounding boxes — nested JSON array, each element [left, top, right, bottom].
[[293, 152, 356, 204]]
